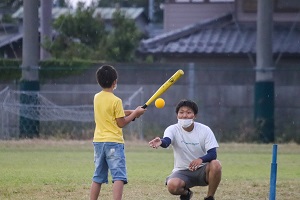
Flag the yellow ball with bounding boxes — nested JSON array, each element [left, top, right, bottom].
[[155, 98, 165, 109]]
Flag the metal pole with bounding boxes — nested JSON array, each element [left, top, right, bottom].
[[20, 0, 40, 138], [41, 0, 53, 60], [149, 0, 154, 21], [188, 63, 195, 100], [269, 144, 278, 200], [254, 0, 275, 143], [22, 0, 39, 80]]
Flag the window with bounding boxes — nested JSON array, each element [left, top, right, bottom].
[[277, 0, 300, 11], [243, 0, 300, 13]]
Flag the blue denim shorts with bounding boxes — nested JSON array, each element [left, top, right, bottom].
[[92, 142, 127, 184]]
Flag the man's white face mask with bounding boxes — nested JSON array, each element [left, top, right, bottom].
[[113, 83, 117, 90], [178, 119, 194, 128]]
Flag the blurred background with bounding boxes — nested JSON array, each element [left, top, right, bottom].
[[0, 0, 299, 143]]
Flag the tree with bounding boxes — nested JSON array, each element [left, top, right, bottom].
[[44, 4, 107, 60], [105, 11, 142, 62], [44, 4, 142, 62]]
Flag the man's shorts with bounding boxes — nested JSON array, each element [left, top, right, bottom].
[[92, 142, 127, 184], [166, 164, 208, 188]]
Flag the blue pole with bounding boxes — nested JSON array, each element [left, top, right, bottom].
[[269, 144, 278, 200]]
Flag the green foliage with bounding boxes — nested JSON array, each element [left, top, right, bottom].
[[45, 5, 107, 60], [1, 14, 16, 23], [0, 58, 96, 82], [54, 6, 106, 48], [45, 5, 142, 62], [145, 55, 154, 63], [39, 59, 95, 80], [44, 36, 96, 60], [105, 11, 142, 62], [0, 59, 21, 81]]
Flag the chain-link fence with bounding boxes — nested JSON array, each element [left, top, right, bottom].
[[1, 64, 300, 142], [0, 86, 144, 140]]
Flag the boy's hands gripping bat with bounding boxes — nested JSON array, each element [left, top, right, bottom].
[[142, 69, 184, 108]]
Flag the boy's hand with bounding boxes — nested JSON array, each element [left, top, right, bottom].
[[134, 106, 146, 118]]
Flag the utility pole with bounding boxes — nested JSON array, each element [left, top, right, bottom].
[[188, 63, 195, 100], [41, 0, 53, 60], [19, 0, 40, 138], [255, 0, 274, 143], [149, 0, 154, 21]]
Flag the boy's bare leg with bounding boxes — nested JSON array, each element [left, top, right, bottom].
[[90, 181, 101, 200], [113, 180, 124, 200]]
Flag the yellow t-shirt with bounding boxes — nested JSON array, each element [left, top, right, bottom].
[[93, 91, 125, 143]]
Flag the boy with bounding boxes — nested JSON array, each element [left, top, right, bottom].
[[90, 65, 146, 200]]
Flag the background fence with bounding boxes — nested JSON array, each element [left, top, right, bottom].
[[1, 63, 300, 143], [0, 86, 144, 140]]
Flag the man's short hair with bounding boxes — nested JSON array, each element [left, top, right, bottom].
[[175, 99, 198, 115]]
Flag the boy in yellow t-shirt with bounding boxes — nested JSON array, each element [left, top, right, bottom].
[[90, 65, 146, 200]]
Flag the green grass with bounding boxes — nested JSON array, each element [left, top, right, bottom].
[[0, 140, 299, 200]]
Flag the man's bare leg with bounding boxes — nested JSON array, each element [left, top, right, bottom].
[[206, 160, 222, 197]]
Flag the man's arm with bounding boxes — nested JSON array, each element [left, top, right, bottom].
[[199, 148, 217, 163], [160, 137, 171, 148], [149, 137, 171, 149]]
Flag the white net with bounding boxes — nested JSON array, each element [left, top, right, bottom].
[[0, 87, 144, 139], [2, 89, 94, 122]]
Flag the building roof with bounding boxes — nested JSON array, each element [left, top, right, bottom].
[[12, 7, 145, 20], [0, 32, 22, 47], [138, 13, 300, 56], [0, 24, 21, 48]]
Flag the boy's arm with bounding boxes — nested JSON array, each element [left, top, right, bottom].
[[116, 106, 146, 128], [124, 110, 134, 116]]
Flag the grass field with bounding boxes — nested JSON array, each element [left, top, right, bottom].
[[0, 140, 299, 200]]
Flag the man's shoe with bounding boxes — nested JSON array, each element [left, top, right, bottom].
[[204, 196, 215, 200], [180, 188, 193, 200]]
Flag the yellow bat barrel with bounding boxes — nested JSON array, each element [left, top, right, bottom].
[[144, 69, 184, 107]]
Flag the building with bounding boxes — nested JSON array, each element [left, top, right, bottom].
[[138, 0, 300, 67]]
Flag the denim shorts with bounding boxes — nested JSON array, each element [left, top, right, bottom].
[[92, 142, 127, 184]]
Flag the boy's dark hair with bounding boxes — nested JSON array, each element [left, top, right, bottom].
[[96, 65, 118, 88], [175, 99, 198, 115]]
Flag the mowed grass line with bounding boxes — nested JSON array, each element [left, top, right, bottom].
[[0, 140, 299, 200]]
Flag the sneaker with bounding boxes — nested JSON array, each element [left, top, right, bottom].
[[180, 188, 193, 200], [204, 196, 215, 200]]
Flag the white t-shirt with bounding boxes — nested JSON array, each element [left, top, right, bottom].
[[164, 122, 219, 172]]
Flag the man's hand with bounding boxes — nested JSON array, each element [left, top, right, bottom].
[[188, 158, 203, 171], [149, 137, 162, 149]]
